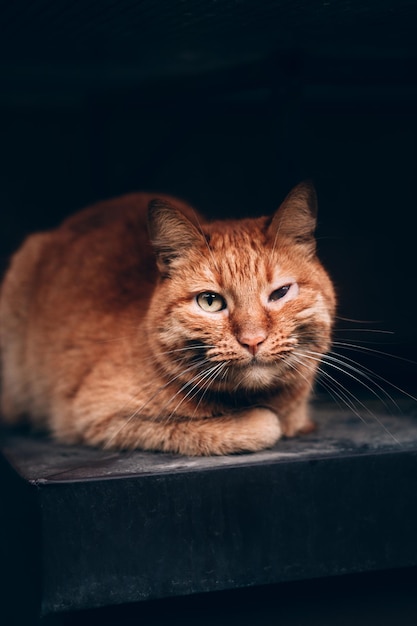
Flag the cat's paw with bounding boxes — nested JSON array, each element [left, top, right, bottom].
[[230, 406, 282, 453], [278, 403, 315, 438], [171, 407, 282, 456]]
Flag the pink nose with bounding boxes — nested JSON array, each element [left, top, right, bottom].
[[238, 333, 267, 356]]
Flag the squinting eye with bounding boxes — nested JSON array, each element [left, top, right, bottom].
[[269, 284, 292, 302], [196, 292, 227, 312]]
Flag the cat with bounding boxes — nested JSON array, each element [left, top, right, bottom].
[[0, 182, 336, 455]]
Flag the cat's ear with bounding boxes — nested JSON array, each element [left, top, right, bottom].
[[267, 181, 317, 254], [148, 199, 205, 275]]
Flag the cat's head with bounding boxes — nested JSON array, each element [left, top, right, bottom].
[[146, 183, 336, 397]]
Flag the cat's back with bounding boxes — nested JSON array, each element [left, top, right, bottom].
[[61, 192, 159, 234], [0, 192, 195, 424], [1, 193, 156, 315], [2, 192, 195, 310], [0, 191, 198, 348]]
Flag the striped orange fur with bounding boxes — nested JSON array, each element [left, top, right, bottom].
[[0, 183, 335, 455]]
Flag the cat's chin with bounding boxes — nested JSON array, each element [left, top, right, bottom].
[[231, 363, 281, 392]]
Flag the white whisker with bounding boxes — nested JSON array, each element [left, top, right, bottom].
[[300, 350, 398, 410], [294, 349, 403, 444], [329, 349, 417, 405], [334, 328, 395, 335], [103, 358, 209, 448], [332, 340, 417, 365], [166, 362, 227, 421], [191, 364, 229, 418]]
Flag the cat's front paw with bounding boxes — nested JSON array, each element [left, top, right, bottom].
[[278, 404, 315, 438], [176, 407, 282, 456], [231, 406, 282, 453]]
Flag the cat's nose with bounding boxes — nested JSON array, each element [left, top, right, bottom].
[[238, 332, 267, 356]]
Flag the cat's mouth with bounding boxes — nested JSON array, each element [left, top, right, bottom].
[[219, 358, 288, 392], [240, 364, 280, 390], [174, 341, 299, 392]]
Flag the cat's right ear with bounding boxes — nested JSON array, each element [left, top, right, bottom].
[[267, 181, 318, 255], [147, 200, 205, 276]]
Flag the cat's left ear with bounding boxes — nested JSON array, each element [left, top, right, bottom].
[[267, 181, 317, 254], [148, 199, 205, 275]]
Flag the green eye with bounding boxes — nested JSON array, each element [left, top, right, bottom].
[[196, 292, 227, 312]]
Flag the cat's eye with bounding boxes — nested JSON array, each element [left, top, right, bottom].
[[196, 292, 227, 312], [269, 284, 292, 302]]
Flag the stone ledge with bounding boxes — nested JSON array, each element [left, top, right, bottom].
[[1, 397, 417, 619]]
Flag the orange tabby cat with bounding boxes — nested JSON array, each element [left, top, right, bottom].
[[0, 182, 335, 455]]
